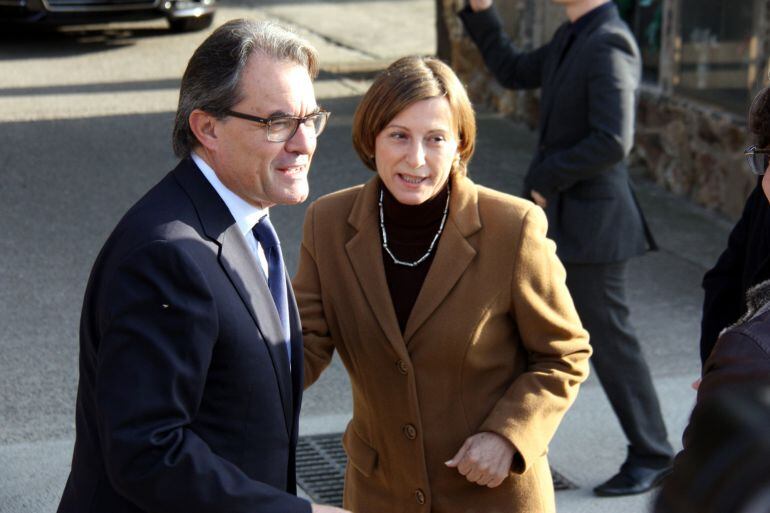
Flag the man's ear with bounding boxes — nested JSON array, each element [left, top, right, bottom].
[[189, 109, 219, 152]]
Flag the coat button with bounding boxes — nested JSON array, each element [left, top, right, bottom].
[[415, 489, 426, 504], [403, 424, 417, 440], [396, 360, 408, 374]]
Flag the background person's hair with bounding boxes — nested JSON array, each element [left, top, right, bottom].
[[749, 86, 770, 148], [172, 18, 319, 158], [351, 55, 476, 176]]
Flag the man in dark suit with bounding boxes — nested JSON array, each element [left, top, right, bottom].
[[57, 19, 348, 513], [460, 0, 673, 496]]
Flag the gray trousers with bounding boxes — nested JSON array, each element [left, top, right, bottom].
[[564, 261, 674, 467]]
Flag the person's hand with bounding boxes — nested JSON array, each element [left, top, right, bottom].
[[468, 0, 493, 12], [531, 190, 547, 208], [445, 431, 515, 488], [311, 504, 352, 513]]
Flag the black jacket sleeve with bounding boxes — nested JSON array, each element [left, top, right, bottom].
[[459, 4, 549, 90]]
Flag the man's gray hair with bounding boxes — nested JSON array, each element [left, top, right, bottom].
[[172, 18, 319, 157]]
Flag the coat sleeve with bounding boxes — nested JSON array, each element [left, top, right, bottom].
[[525, 30, 640, 196], [293, 202, 337, 389], [479, 205, 592, 473], [95, 241, 311, 513], [459, 4, 549, 90], [684, 325, 770, 449], [700, 184, 761, 365]]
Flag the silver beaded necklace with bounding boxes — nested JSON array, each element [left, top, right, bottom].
[[378, 185, 450, 267]]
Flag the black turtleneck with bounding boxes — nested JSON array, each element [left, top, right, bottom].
[[380, 180, 449, 333]]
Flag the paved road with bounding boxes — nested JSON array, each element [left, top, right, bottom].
[[0, 3, 736, 512]]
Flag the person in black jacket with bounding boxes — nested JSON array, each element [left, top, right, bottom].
[[700, 86, 770, 365], [459, 0, 672, 497], [656, 93, 770, 507]]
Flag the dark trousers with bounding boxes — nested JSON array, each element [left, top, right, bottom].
[[565, 261, 674, 467]]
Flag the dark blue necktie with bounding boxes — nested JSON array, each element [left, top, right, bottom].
[[253, 216, 291, 362]]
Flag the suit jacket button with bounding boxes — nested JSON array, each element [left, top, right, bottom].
[[403, 424, 417, 440], [396, 360, 408, 375], [415, 489, 426, 504]]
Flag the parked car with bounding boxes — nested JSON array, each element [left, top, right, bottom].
[[0, 0, 216, 32]]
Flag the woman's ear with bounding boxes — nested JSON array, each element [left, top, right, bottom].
[[189, 109, 219, 152]]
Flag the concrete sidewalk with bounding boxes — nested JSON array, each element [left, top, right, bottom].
[[0, 1, 735, 512]]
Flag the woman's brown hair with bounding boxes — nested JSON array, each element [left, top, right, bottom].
[[352, 56, 476, 176]]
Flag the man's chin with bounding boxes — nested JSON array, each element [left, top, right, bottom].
[[279, 187, 309, 205]]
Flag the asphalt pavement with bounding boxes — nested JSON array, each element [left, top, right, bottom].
[[0, 1, 740, 512]]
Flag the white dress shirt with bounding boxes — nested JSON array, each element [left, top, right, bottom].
[[191, 153, 269, 277]]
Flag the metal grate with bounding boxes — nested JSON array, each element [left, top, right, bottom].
[[297, 433, 577, 506], [296, 433, 347, 506]]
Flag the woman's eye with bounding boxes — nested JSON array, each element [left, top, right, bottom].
[[390, 132, 407, 140]]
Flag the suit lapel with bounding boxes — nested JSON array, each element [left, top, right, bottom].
[[403, 174, 479, 342], [539, 22, 571, 131], [345, 178, 408, 358], [172, 158, 293, 434], [541, 8, 618, 140], [286, 270, 303, 414]]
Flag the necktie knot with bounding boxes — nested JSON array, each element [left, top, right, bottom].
[[253, 216, 281, 250]]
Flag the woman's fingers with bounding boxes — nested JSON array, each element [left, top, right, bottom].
[[447, 432, 515, 487]]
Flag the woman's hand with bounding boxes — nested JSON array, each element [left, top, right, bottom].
[[468, 0, 493, 12], [445, 431, 515, 488]]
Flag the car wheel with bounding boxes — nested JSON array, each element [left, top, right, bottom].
[[168, 13, 214, 32]]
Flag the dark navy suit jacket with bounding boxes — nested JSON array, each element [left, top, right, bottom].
[[57, 158, 310, 513], [461, 3, 655, 264]]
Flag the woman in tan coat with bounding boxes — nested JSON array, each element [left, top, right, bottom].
[[293, 56, 591, 513]]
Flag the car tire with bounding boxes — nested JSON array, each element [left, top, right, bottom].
[[168, 13, 214, 32]]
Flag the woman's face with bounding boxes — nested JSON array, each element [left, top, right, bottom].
[[763, 163, 770, 203], [374, 97, 459, 205]]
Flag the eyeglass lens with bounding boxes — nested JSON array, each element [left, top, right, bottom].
[[747, 150, 769, 176], [267, 113, 328, 143]]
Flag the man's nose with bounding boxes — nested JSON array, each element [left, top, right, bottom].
[[285, 122, 316, 154]]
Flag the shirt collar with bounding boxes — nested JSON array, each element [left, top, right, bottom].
[[570, 1, 615, 35], [191, 152, 267, 237]]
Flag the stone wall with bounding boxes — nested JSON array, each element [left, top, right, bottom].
[[444, 0, 761, 221], [634, 88, 754, 220]]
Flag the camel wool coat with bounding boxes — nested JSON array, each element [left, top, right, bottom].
[[293, 173, 591, 513]]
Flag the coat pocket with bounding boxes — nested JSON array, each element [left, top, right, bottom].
[[342, 424, 378, 477]]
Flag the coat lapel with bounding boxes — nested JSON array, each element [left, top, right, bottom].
[[345, 178, 408, 358], [403, 174, 480, 342], [286, 270, 304, 413], [172, 158, 293, 434]]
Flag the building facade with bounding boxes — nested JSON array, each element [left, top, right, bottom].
[[444, 0, 770, 218]]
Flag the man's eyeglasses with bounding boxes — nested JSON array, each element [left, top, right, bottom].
[[744, 145, 770, 176], [224, 109, 330, 143]]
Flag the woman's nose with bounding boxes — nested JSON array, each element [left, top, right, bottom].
[[405, 140, 426, 168]]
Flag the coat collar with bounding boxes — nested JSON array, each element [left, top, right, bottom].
[[732, 278, 770, 329], [345, 173, 482, 351], [171, 157, 294, 434]]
